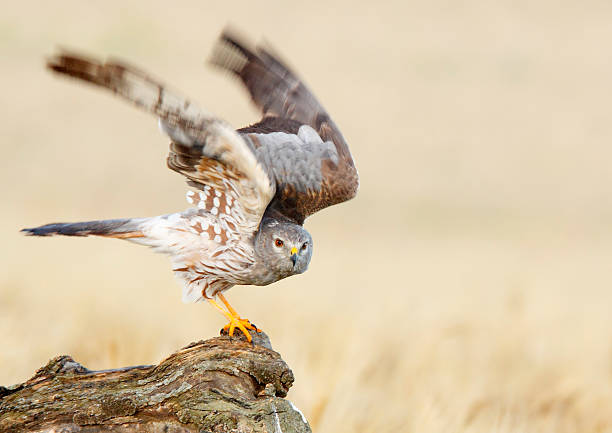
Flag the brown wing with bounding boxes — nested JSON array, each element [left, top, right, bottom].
[[47, 50, 274, 235], [210, 31, 359, 224]]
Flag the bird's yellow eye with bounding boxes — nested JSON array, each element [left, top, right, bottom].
[[301, 242, 308, 250], [274, 239, 284, 247]]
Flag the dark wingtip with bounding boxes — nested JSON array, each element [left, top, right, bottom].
[[44, 50, 119, 89], [209, 28, 257, 75], [218, 27, 255, 57], [46, 52, 67, 76], [46, 48, 87, 73]]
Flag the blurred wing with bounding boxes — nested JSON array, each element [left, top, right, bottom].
[[210, 32, 359, 224], [47, 51, 274, 234]]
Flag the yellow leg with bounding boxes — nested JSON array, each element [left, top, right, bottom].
[[207, 299, 253, 342], [217, 293, 261, 333], [218, 293, 239, 317], [207, 298, 260, 343]]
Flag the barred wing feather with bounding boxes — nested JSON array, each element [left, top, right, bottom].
[[210, 32, 359, 224], [47, 51, 275, 235]]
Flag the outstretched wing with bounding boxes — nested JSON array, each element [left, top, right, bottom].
[[210, 32, 359, 225], [47, 51, 274, 235]]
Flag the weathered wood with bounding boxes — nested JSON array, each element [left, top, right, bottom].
[[0, 330, 311, 433]]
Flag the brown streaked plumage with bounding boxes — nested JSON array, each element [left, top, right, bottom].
[[22, 31, 359, 342], [212, 32, 359, 225]]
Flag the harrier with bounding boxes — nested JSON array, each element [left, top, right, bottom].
[[23, 32, 359, 342]]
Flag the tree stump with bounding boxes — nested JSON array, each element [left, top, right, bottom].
[[0, 330, 311, 433]]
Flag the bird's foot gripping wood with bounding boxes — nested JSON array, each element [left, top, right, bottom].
[[219, 292, 262, 339], [222, 316, 260, 336], [0, 335, 311, 432], [208, 294, 262, 343]]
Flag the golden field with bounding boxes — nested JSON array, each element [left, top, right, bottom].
[[2, 1, 612, 431]]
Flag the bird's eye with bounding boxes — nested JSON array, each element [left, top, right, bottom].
[[301, 242, 308, 250], [274, 239, 284, 247]]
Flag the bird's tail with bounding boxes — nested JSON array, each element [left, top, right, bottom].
[[21, 218, 145, 239]]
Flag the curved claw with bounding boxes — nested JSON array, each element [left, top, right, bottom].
[[208, 297, 262, 344], [224, 316, 255, 342], [223, 317, 260, 332]]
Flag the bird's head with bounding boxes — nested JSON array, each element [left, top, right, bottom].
[[256, 219, 313, 279]]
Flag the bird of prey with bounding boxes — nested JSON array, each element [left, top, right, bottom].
[[22, 32, 359, 342]]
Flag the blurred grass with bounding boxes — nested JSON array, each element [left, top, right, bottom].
[[2, 1, 612, 432]]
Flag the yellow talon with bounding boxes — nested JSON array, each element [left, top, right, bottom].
[[224, 316, 254, 342], [222, 317, 258, 332], [208, 294, 261, 343], [222, 316, 259, 342]]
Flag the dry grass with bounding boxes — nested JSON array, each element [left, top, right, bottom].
[[2, 1, 612, 432]]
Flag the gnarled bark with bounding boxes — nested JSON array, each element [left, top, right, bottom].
[[0, 330, 311, 433]]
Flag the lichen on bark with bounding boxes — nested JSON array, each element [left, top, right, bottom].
[[0, 330, 311, 433]]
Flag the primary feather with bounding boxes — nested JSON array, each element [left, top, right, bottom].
[[24, 32, 358, 305], [211, 31, 359, 224]]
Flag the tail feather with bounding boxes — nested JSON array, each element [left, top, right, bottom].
[[21, 218, 144, 239]]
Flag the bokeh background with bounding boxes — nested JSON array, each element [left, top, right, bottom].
[[2, 1, 612, 431]]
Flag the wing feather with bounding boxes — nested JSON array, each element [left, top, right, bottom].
[[210, 32, 359, 224], [47, 50, 274, 234]]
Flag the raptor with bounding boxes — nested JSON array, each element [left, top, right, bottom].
[[23, 31, 359, 342]]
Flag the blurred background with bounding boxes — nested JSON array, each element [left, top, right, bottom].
[[2, 1, 612, 431]]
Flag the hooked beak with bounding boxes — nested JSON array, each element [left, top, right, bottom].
[[290, 247, 298, 267]]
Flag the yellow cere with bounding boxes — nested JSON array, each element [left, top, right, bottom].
[[290, 247, 297, 255]]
